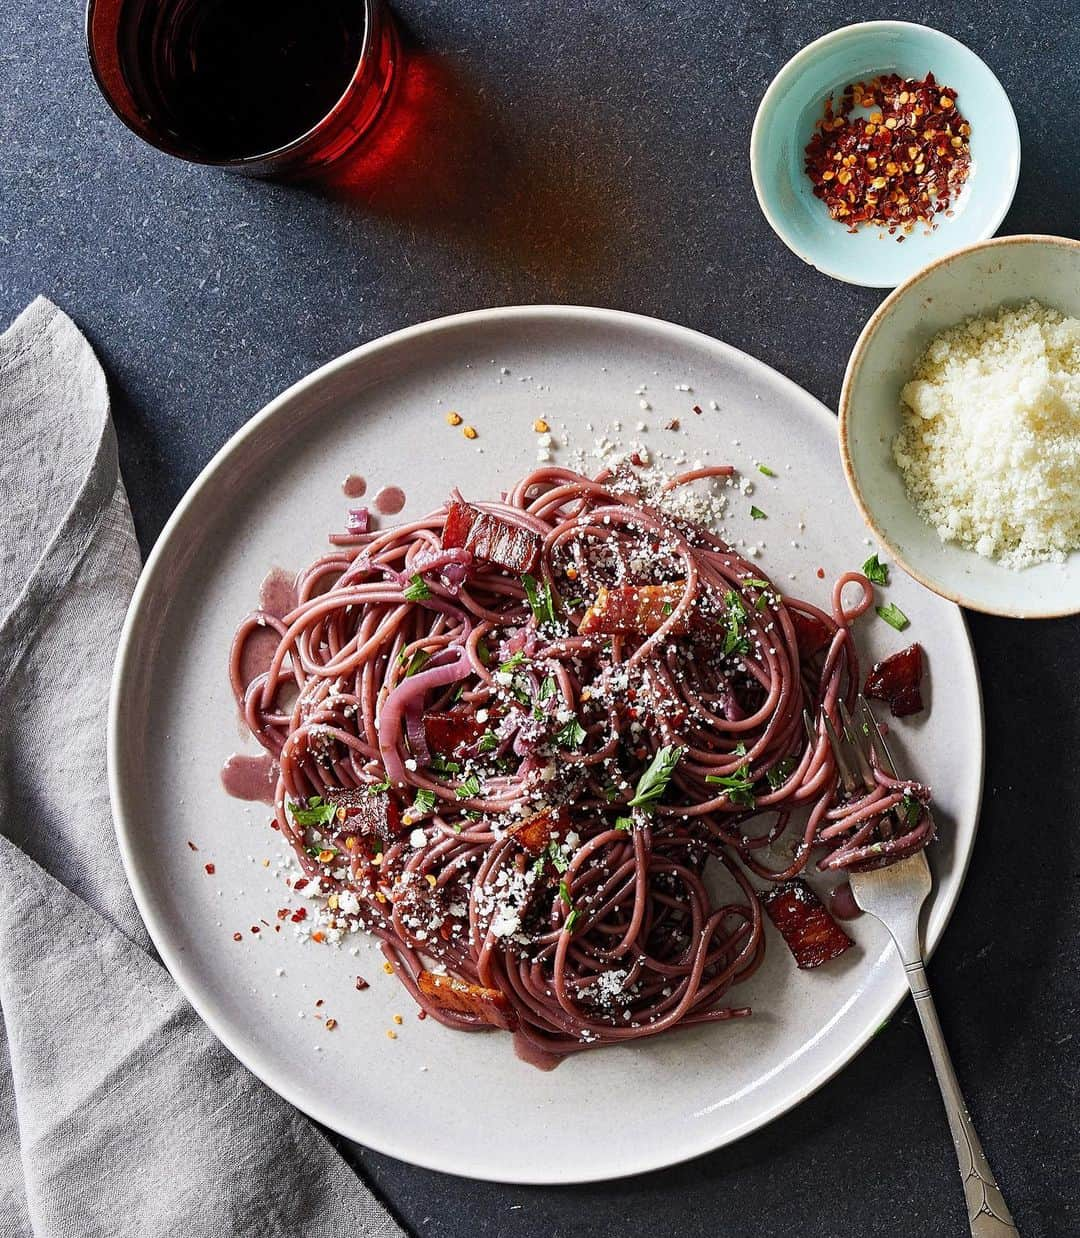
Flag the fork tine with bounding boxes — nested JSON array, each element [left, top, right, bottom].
[[857, 695, 899, 778], [821, 710, 859, 795], [839, 698, 876, 791]]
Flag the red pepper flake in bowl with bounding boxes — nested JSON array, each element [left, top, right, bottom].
[[804, 72, 971, 236]]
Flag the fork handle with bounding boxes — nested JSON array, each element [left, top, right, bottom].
[[903, 959, 1019, 1236]]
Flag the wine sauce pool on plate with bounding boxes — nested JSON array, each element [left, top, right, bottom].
[[221, 753, 277, 803], [373, 485, 406, 515], [226, 565, 298, 799]]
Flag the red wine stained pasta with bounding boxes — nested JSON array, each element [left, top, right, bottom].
[[230, 464, 933, 1065]]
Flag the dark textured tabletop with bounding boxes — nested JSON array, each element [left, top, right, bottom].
[[3, 1, 1078, 1235]]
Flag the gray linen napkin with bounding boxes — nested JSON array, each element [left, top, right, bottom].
[[0, 298, 406, 1238]]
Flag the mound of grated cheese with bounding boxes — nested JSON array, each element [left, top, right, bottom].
[[892, 299, 1080, 568]]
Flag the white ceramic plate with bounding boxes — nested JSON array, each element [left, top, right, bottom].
[[109, 307, 983, 1184]]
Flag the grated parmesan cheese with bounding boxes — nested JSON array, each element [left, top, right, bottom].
[[893, 300, 1080, 567]]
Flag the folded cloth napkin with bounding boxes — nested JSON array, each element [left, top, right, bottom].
[[0, 298, 405, 1238]]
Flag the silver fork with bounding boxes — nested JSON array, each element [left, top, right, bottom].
[[822, 696, 1018, 1237]]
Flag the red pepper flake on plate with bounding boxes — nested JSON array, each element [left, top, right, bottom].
[[204, 862, 215, 875], [804, 72, 971, 236]]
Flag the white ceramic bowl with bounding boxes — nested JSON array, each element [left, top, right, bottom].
[[751, 21, 1020, 288], [839, 234, 1080, 617]]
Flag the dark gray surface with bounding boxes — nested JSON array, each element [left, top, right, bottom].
[[2, 1, 1077, 1235]]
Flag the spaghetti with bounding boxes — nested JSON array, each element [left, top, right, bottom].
[[230, 464, 933, 1063]]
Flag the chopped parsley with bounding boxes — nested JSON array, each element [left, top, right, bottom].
[[876, 602, 909, 632], [722, 590, 750, 656], [661, 601, 674, 616], [558, 879, 573, 907], [430, 754, 461, 775], [477, 731, 499, 753], [403, 573, 431, 602], [538, 675, 558, 701], [288, 797, 337, 828], [367, 779, 391, 794], [547, 840, 569, 873], [749, 505, 766, 520], [614, 816, 634, 831], [766, 756, 797, 791], [399, 648, 431, 677], [629, 745, 685, 809], [498, 650, 526, 673], [556, 718, 587, 748], [564, 908, 581, 933], [757, 463, 776, 477], [410, 788, 437, 816], [522, 573, 557, 627], [899, 791, 922, 827], [862, 554, 890, 586], [455, 773, 481, 799], [705, 764, 756, 808]]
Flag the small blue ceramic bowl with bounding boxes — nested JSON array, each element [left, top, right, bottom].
[[751, 21, 1020, 288]]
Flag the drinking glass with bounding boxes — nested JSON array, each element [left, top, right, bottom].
[[85, 0, 400, 177]]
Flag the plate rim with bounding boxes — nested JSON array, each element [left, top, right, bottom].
[[108, 304, 985, 1183]]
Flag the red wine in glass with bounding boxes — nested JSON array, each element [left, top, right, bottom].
[[86, 0, 399, 175]]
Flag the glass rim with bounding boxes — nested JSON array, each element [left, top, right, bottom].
[[84, 0, 379, 167]]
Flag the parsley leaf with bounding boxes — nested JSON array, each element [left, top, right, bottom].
[[862, 554, 889, 586], [757, 463, 776, 477], [558, 879, 573, 907], [367, 779, 391, 794], [547, 840, 569, 873], [766, 756, 797, 791], [411, 789, 436, 816], [538, 675, 558, 701], [455, 774, 481, 799], [522, 573, 557, 627], [556, 718, 587, 748], [477, 731, 498, 753], [498, 650, 526, 673], [721, 590, 750, 655], [614, 816, 634, 831], [399, 648, 431, 677], [704, 764, 756, 808], [876, 602, 909, 631], [899, 791, 922, 827], [430, 754, 461, 775], [564, 908, 581, 933], [750, 505, 766, 520], [629, 745, 685, 808], [287, 797, 338, 828], [403, 574, 431, 602]]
